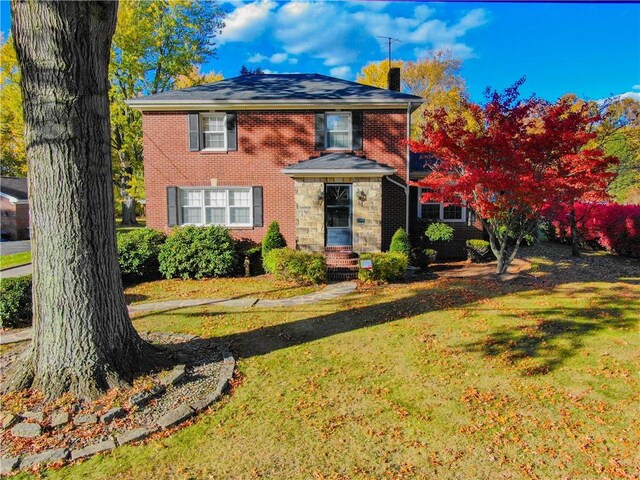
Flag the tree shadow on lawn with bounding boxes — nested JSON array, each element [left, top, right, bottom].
[[463, 285, 638, 375], [139, 278, 638, 376]]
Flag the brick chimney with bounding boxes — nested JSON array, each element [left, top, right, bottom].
[[387, 67, 400, 92]]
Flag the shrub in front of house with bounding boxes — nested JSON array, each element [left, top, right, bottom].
[[389, 228, 411, 258], [466, 239, 495, 263], [158, 226, 237, 279], [358, 252, 408, 283], [262, 221, 287, 269], [410, 247, 437, 269], [425, 222, 455, 243], [0, 275, 32, 328], [117, 228, 166, 280], [263, 248, 327, 285]]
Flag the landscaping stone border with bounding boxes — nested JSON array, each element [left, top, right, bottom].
[[0, 345, 235, 475]]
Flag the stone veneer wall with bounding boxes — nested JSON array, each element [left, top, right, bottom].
[[294, 177, 382, 253]]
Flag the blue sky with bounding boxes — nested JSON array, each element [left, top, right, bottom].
[[1, 1, 639, 102]]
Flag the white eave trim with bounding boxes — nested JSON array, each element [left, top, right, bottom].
[[125, 99, 423, 112], [0, 192, 27, 204], [282, 167, 397, 178]]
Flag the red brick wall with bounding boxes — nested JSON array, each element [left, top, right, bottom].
[[143, 109, 407, 246], [0, 198, 29, 240]]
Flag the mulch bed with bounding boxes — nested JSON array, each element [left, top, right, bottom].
[[0, 332, 223, 460]]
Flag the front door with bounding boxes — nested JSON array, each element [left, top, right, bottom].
[[325, 184, 352, 247]]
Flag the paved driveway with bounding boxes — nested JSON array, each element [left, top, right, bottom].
[[0, 240, 31, 255], [1, 263, 32, 278]]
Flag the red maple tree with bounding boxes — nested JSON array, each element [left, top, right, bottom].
[[409, 79, 617, 274]]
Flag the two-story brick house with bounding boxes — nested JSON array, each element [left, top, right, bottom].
[[128, 73, 483, 267]]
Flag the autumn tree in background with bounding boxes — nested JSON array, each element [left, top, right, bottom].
[[356, 50, 468, 138], [110, 0, 225, 225], [174, 66, 224, 89], [0, 34, 25, 176], [7, 0, 164, 400], [409, 79, 617, 274]]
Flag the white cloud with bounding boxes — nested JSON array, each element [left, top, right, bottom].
[[248, 53, 268, 63], [219, 0, 276, 44], [330, 66, 352, 79], [633, 85, 640, 90], [275, 1, 361, 66], [220, 2, 488, 72], [270, 53, 289, 64]]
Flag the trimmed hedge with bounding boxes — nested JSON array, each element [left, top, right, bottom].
[[262, 221, 287, 269], [358, 252, 408, 283], [466, 239, 495, 263], [389, 228, 411, 258], [158, 226, 237, 279], [117, 228, 166, 279], [263, 248, 327, 285], [0, 275, 32, 328]]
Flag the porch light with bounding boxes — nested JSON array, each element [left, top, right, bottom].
[[357, 189, 367, 205]]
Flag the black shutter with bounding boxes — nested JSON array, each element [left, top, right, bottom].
[[226, 112, 237, 151], [188, 113, 200, 151], [314, 113, 325, 150], [352, 111, 363, 150], [252, 186, 263, 227], [167, 186, 179, 226]]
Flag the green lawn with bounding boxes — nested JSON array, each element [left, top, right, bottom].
[[13, 246, 640, 479], [0, 251, 31, 270]]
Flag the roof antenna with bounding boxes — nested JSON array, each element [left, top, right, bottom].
[[377, 36, 402, 70]]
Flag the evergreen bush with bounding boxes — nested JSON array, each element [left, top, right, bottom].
[[262, 221, 287, 269], [389, 228, 411, 258], [263, 248, 327, 285], [465, 239, 495, 263], [358, 252, 408, 283], [0, 275, 32, 328], [158, 226, 237, 279], [117, 228, 166, 279]]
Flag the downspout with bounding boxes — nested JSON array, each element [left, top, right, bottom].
[[405, 101, 412, 233]]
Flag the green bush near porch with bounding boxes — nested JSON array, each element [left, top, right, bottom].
[[389, 228, 411, 258], [158, 226, 237, 279], [0, 275, 32, 328], [263, 248, 327, 285], [262, 221, 287, 270], [358, 252, 408, 283]]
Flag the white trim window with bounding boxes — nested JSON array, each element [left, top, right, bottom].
[[180, 187, 252, 227], [417, 189, 466, 222], [325, 112, 351, 149], [200, 113, 227, 151]]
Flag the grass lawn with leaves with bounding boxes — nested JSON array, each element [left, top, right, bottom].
[[0, 251, 31, 270], [12, 244, 640, 479]]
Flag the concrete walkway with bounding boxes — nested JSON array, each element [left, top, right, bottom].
[[1, 263, 32, 278], [0, 240, 31, 255], [0, 282, 357, 345]]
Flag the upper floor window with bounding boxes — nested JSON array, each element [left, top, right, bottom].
[[201, 113, 227, 151], [418, 189, 466, 222], [325, 112, 352, 149]]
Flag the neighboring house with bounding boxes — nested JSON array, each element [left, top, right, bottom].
[[0, 176, 30, 241], [127, 72, 482, 272]]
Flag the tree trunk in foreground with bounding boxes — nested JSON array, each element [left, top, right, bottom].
[[7, 0, 160, 400]]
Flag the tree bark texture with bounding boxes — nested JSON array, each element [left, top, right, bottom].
[[569, 207, 581, 257], [8, 0, 159, 400]]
